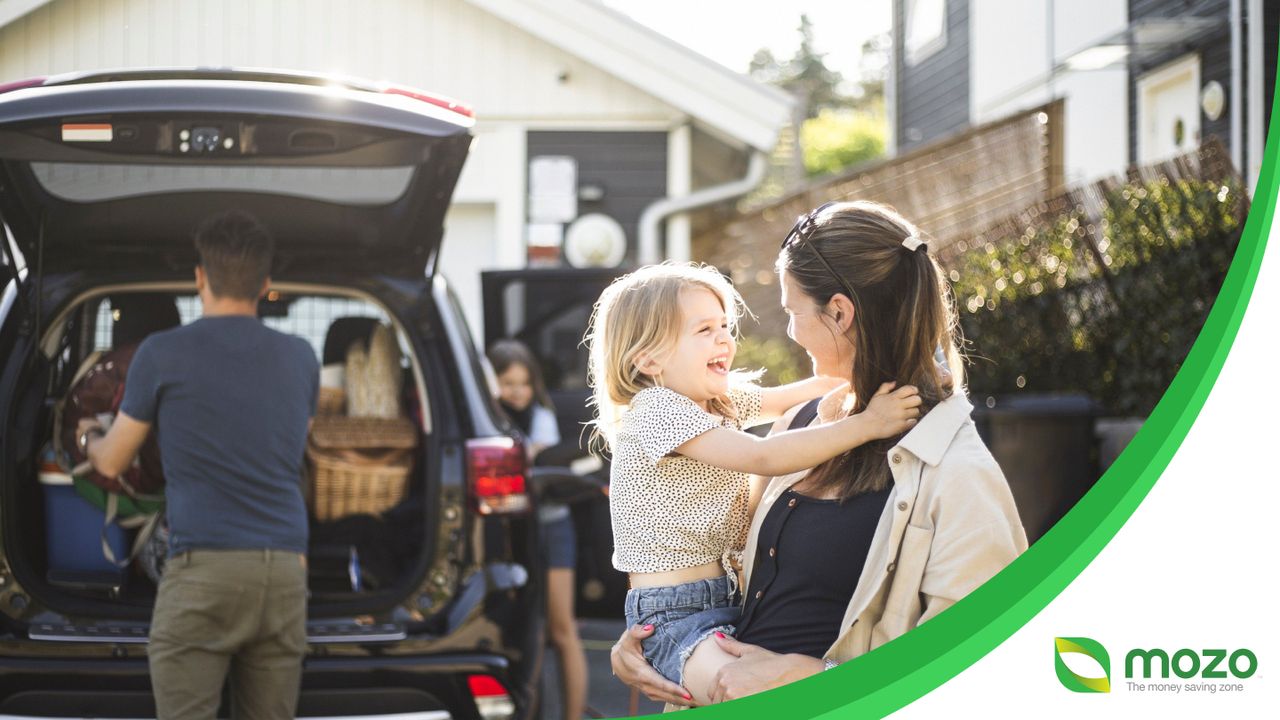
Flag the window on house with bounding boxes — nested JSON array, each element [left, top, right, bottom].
[[905, 0, 947, 65]]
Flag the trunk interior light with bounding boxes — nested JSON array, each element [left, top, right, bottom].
[[467, 675, 516, 720], [465, 437, 530, 515], [177, 126, 232, 153]]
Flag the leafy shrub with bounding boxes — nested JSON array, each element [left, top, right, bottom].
[[950, 171, 1246, 417]]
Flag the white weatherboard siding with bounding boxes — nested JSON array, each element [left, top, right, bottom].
[[0, 0, 681, 122], [0, 0, 686, 335], [1056, 70, 1129, 183], [969, 0, 1128, 184], [0, 0, 791, 332], [453, 123, 527, 271], [970, 0, 1052, 123], [1052, 0, 1129, 181]]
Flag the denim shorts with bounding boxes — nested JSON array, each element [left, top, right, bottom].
[[540, 513, 576, 569], [623, 575, 740, 685]]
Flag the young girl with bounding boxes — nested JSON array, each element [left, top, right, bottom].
[[489, 340, 561, 460], [586, 262, 920, 703], [487, 340, 586, 720]]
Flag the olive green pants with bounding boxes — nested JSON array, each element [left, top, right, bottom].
[[148, 549, 307, 720]]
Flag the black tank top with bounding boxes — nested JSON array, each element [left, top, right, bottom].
[[734, 399, 889, 657]]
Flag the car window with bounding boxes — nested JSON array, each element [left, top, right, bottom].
[[33, 163, 416, 205], [93, 294, 394, 361], [499, 280, 594, 392]]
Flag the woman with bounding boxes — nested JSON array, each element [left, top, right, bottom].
[[488, 340, 588, 720], [611, 201, 1028, 706]]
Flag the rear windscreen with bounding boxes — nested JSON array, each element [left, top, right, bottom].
[[32, 162, 415, 205], [93, 294, 395, 361]]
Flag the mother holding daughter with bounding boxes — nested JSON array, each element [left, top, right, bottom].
[[605, 201, 1028, 706]]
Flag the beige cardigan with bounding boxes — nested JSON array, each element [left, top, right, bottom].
[[741, 390, 1028, 663]]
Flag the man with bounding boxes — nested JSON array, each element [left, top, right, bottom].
[[78, 211, 318, 719]]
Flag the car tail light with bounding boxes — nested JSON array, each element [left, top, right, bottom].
[[467, 674, 516, 720], [382, 84, 475, 118], [466, 437, 530, 515], [0, 77, 46, 95]]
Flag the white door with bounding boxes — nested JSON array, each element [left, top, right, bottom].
[[440, 203, 497, 347], [1137, 54, 1201, 163]]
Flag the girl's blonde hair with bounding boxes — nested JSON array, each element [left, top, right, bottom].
[[585, 262, 753, 450]]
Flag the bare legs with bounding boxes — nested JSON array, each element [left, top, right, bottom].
[[680, 634, 739, 707], [547, 567, 587, 720]]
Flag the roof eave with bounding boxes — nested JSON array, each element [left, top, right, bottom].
[[465, 0, 794, 152], [0, 0, 54, 30]]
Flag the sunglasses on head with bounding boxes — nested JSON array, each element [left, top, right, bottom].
[[780, 202, 861, 306]]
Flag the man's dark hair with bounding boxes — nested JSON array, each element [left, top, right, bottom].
[[193, 211, 275, 300]]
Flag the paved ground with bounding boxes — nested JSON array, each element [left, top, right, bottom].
[[540, 617, 666, 719]]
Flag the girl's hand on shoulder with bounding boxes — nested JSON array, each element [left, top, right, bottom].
[[610, 624, 694, 705], [862, 382, 922, 438]]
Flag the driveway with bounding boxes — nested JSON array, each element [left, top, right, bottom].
[[541, 617, 667, 718]]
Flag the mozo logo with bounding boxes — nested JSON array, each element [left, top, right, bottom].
[[1055, 637, 1258, 694], [1125, 648, 1258, 680], [1055, 637, 1111, 693]]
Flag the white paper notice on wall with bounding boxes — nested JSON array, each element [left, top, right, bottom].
[[527, 222, 564, 248], [529, 155, 577, 223]]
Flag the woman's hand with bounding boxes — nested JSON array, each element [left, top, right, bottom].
[[708, 634, 826, 703], [610, 624, 694, 705]]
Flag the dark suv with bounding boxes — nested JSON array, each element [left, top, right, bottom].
[[0, 69, 542, 719]]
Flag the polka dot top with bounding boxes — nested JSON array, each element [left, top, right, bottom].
[[610, 383, 763, 575]]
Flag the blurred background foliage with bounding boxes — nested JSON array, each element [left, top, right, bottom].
[[747, 15, 889, 200], [801, 109, 885, 177], [734, 334, 808, 387], [951, 170, 1246, 417]]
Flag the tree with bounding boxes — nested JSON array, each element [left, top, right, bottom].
[[801, 109, 885, 177], [746, 15, 889, 193], [748, 14, 847, 121], [851, 32, 891, 113]]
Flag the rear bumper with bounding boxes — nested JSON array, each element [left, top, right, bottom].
[[0, 651, 529, 720]]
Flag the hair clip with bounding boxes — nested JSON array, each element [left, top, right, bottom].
[[901, 234, 926, 252]]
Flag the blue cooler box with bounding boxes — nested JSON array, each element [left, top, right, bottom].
[[39, 470, 128, 587]]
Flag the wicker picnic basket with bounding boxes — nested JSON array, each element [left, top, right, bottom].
[[316, 386, 346, 416], [306, 416, 417, 521]]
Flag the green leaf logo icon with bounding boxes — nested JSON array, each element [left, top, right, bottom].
[[1054, 637, 1111, 693]]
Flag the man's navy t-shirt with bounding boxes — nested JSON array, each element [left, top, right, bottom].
[[120, 315, 318, 556]]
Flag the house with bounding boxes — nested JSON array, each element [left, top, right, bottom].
[[0, 0, 792, 339], [890, 0, 1276, 191]]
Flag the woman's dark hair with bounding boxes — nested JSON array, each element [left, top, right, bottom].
[[487, 339, 555, 410], [778, 200, 963, 499]]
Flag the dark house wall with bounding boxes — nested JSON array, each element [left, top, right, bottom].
[[894, 0, 971, 152], [1127, 0, 1241, 167], [525, 131, 666, 265]]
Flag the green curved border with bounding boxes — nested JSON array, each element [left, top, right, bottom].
[[673, 81, 1280, 720]]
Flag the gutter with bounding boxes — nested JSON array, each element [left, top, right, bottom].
[[1247, 0, 1264, 192], [637, 151, 769, 264], [1231, 0, 1243, 174]]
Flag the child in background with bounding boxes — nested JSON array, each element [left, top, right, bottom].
[[586, 263, 920, 704], [487, 339, 586, 720]]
